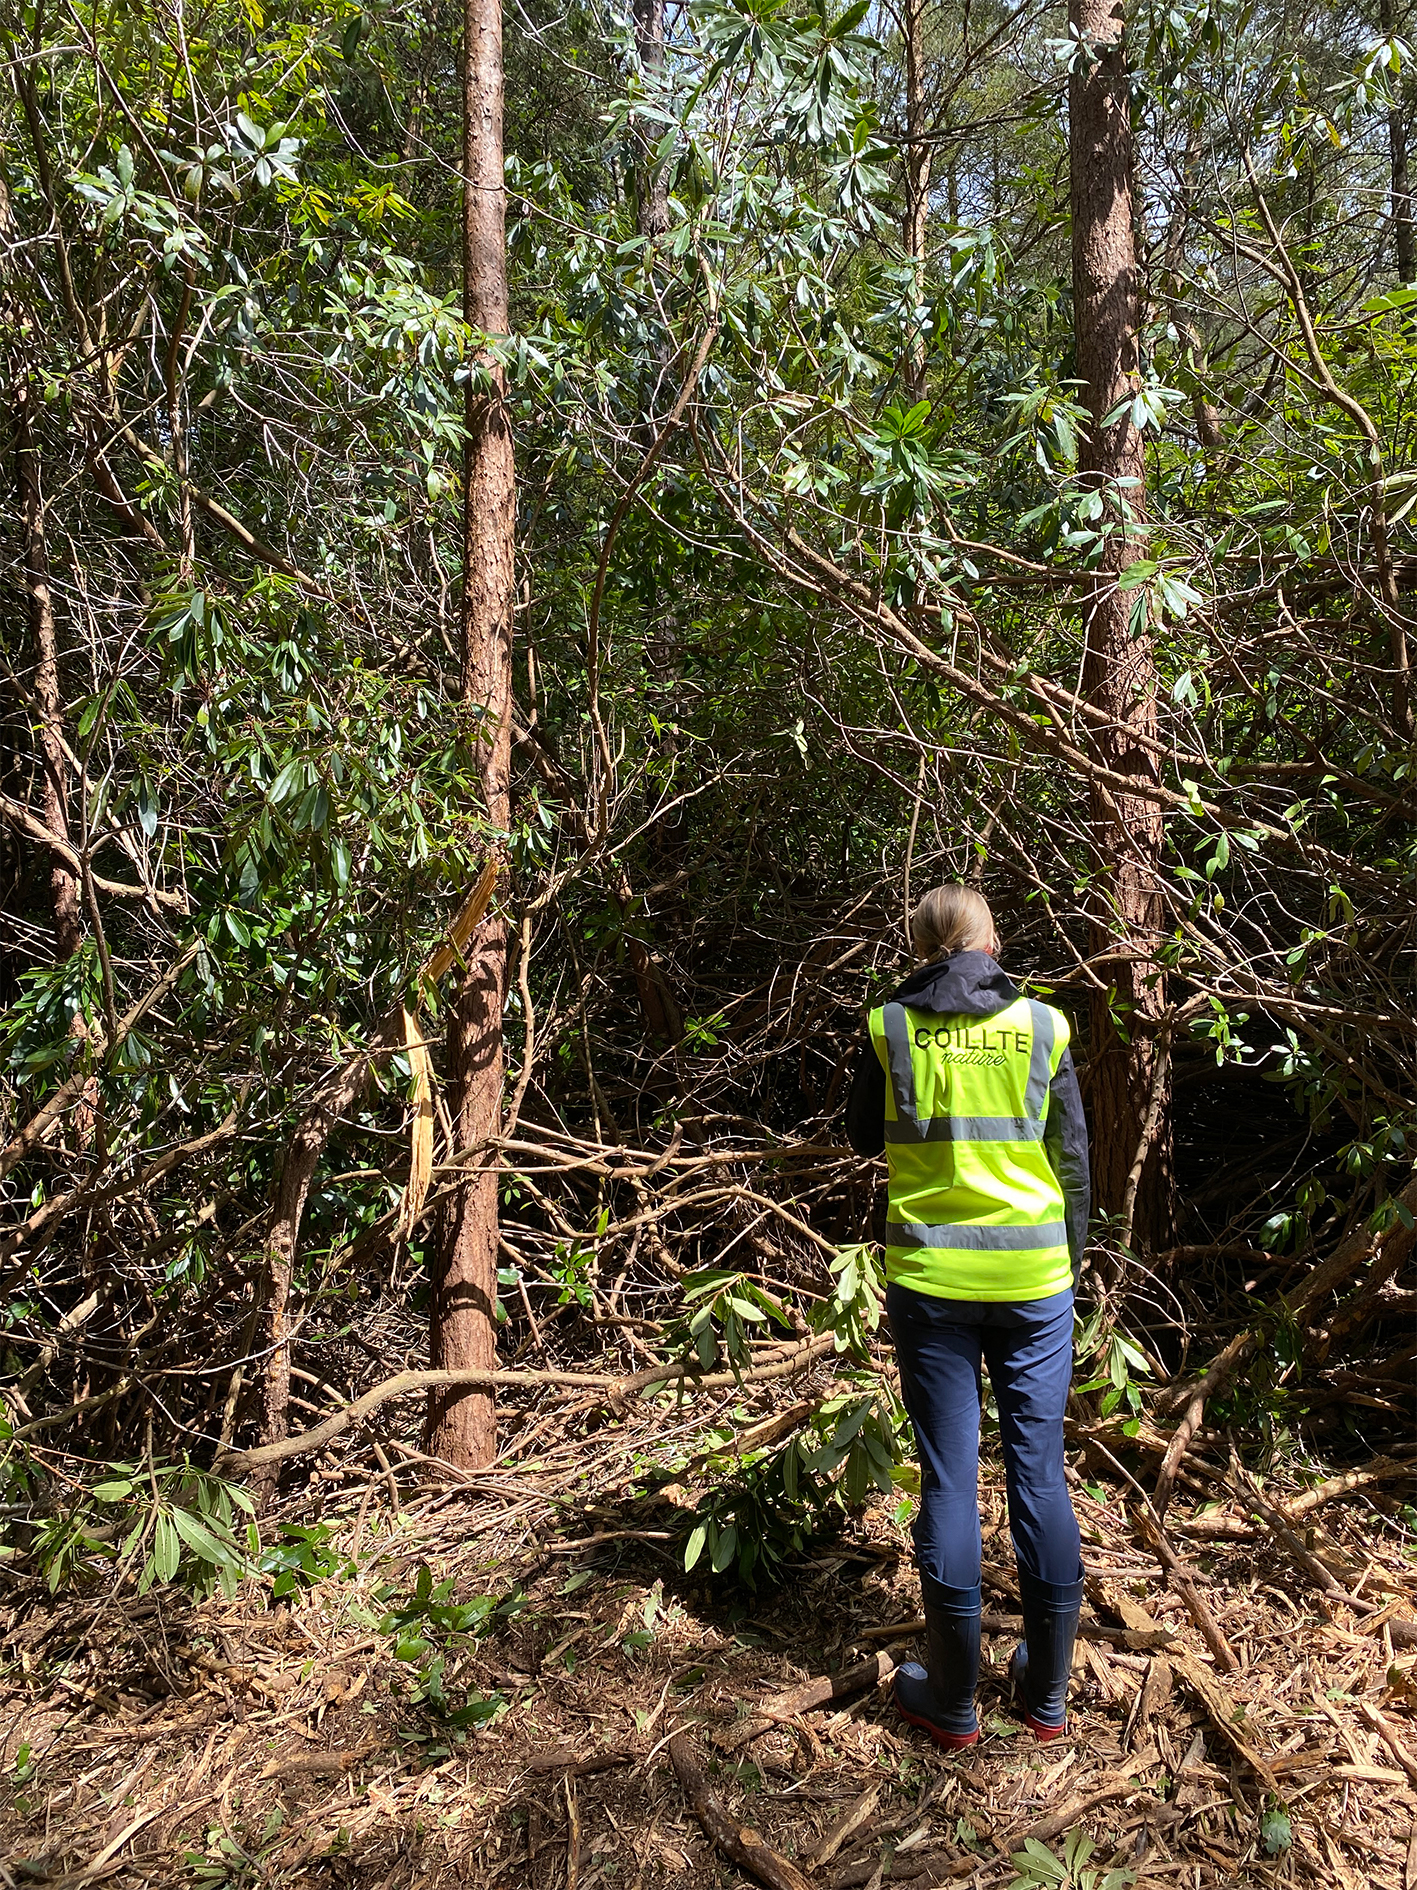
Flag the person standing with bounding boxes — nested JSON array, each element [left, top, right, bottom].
[[846, 885, 1090, 1747]]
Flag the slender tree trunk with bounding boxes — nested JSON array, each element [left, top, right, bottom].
[[251, 1043, 386, 1508], [15, 385, 82, 961], [253, 1111, 337, 1512], [1392, 109, 1416, 283], [903, 0, 933, 404], [426, 0, 516, 1469], [633, 0, 670, 240], [1069, 0, 1173, 1248], [1382, 0, 1416, 280], [1160, 128, 1222, 461], [629, 0, 685, 1051]]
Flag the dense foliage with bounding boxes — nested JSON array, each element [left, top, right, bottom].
[[3, 0, 1415, 1584]]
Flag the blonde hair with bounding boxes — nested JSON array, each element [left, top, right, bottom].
[[911, 884, 999, 961]]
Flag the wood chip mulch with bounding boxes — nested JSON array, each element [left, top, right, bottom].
[[2, 1411, 1415, 1889]]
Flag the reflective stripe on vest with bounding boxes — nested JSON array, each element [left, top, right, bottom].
[[879, 998, 1057, 1144], [884, 1219, 1068, 1250]]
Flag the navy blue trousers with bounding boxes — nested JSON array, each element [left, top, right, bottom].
[[887, 1282, 1081, 1599]]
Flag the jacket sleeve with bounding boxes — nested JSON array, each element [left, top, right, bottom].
[[1044, 1046, 1090, 1274], [845, 1033, 886, 1156]]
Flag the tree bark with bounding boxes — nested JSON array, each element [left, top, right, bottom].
[[1069, 0, 1173, 1247], [15, 384, 82, 962], [1382, 0, 1416, 281], [426, 0, 516, 1470], [902, 0, 933, 404], [633, 0, 670, 240]]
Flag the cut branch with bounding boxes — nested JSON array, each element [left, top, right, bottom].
[[669, 1730, 813, 1890], [215, 1333, 835, 1476]]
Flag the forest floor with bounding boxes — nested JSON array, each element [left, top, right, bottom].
[[2, 1389, 1416, 1890]]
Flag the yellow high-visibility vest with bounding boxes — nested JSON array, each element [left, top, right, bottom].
[[867, 995, 1071, 1301]]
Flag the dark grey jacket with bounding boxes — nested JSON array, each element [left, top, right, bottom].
[[845, 951, 1091, 1271]]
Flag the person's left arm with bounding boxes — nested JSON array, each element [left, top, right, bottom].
[[1044, 1046, 1090, 1275]]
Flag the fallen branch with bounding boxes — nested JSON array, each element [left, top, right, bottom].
[[1228, 1464, 1378, 1615], [1153, 1333, 1249, 1514], [1001, 1779, 1158, 1853], [806, 1786, 880, 1869], [854, 1612, 1176, 1651], [1082, 1573, 1261, 1802], [215, 1332, 836, 1475], [524, 1744, 635, 1778], [1358, 1702, 1417, 1788], [1081, 1431, 1239, 1672], [1286, 1454, 1415, 1518], [260, 1745, 376, 1780], [543, 1529, 675, 1554], [1134, 1508, 1239, 1672], [669, 1729, 813, 1890], [714, 1650, 896, 1751], [1176, 1452, 1417, 1541]]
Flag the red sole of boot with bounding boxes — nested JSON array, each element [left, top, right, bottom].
[[896, 1703, 980, 1751], [1022, 1712, 1067, 1741]]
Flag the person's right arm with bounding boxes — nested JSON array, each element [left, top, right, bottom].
[[845, 1035, 886, 1156]]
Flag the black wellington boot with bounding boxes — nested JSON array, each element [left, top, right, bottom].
[[893, 1580, 981, 1750], [1009, 1567, 1084, 1740]]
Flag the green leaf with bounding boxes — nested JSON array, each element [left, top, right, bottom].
[[1260, 1805, 1292, 1855], [1361, 285, 1417, 313], [92, 1479, 136, 1501], [153, 1512, 181, 1583], [710, 1523, 737, 1573], [1117, 558, 1159, 590], [1009, 1835, 1069, 1882], [832, 0, 871, 32], [135, 778, 160, 838], [170, 1505, 237, 1568]]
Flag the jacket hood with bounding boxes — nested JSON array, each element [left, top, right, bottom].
[[888, 950, 1021, 1018]]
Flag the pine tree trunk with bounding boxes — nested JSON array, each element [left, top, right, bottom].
[[1382, 0, 1416, 280], [1069, 0, 1173, 1249], [426, 0, 516, 1470], [633, 0, 670, 240]]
